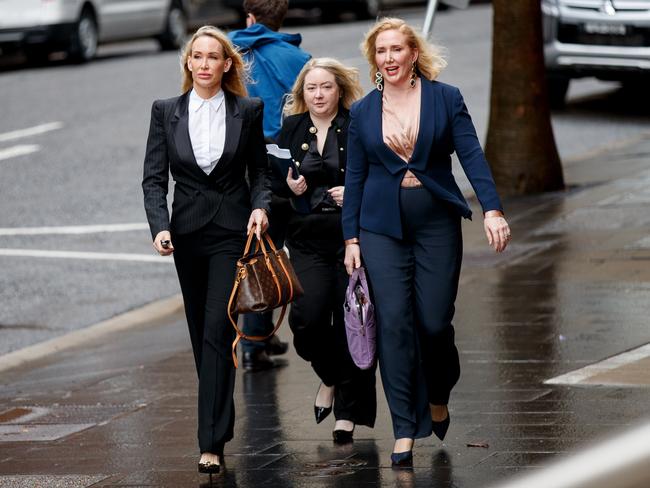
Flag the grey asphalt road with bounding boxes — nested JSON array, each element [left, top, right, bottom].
[[0, 4, 649, 355]]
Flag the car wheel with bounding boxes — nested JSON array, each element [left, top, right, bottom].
[[158, 4, 187, 51], [357, 0, 382, 20], [69, 9, 98, 63], [547, 76, 569, 108]]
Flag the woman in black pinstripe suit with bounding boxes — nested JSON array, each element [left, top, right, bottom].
[[142, 26, 270, 474]]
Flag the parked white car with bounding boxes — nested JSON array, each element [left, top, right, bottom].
[[542, 0, 650, 106], [0, 0, 238, 63]]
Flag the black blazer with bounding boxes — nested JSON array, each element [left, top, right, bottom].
[[274, 108, 349, 199], [142, 90, 271, 239]]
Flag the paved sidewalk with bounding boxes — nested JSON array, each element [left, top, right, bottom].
[[1, 137, 650, 487]]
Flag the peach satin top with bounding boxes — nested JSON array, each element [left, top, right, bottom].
[[382, 81, 422, 187]]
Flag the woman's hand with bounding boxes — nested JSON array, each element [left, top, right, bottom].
[[483, 210, 511, 253], [344, 243, 362, 275], [328, 186, 345, 207], [286, 168, 307, 196], [247, 208, 269, 240], [153, 230, 174, 256]]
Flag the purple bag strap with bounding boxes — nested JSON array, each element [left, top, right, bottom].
[[351, 267, 369, 293]]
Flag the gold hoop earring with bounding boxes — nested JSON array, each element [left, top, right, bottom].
[[375, 71, 384, 92], [410, 62, 417, 88]]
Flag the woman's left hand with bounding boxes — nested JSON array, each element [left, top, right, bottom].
[[483, 210, 511, 253], [328, 186, 345, 207], [247, 208, 269, 240]]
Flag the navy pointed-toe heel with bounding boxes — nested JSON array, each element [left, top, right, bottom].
[[432, 414, 450, 441], [391, 450, 413, 467]]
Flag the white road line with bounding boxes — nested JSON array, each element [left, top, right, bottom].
[[0, 248, 173, 264], [0, 145, 40, 161], [0, 122, 64, 143], [544, 343, 650, 385], [0, 223, 150, 236]]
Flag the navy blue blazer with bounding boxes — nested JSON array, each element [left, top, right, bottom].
[[342, 79, 503, 240]]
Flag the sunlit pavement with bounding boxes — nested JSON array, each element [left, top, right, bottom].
[[1, 136, 650, 487]]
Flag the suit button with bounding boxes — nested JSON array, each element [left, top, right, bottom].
[[309, 126, 317, 134], [339, 147, 344, 151], [336, 128, 341, 133], [340, 168, 345, 172], [301, 143, 309, 151], [295, 161, 301, 167]]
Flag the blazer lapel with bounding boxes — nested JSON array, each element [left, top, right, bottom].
[[408, 78, 435, 170], [170, 91, 209, 180], [216, 92, 242, 171], [369, 90, 407, 175]]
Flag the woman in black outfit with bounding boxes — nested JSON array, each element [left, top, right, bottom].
[[142, 26, 270, 474], [275, 58, 376, 442]]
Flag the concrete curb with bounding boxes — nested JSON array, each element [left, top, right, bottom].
[[0, 294, 183, 374]]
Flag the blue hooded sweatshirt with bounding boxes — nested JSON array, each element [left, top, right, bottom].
[[229, 23, 311, 140]]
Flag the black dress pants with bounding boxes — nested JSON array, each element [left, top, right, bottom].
[[287, 212, 376, 427], [360, 187, 462, 440], [173, 221, 245, 454]]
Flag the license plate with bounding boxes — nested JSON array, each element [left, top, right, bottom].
[[582, 22, 628, 36]]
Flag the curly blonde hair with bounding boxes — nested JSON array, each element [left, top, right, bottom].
[[283, 58, 363, 116], [180, 25, 247, 97], [361, 17, 447, 84]]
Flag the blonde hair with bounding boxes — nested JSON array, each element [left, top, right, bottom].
[[180, 25, 247, 97], [283, 57, 363, 116], [361, 17, 447, 84]]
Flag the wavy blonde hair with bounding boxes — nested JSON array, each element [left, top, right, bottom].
[[361, 17, 447, 84], [283, 57, 363, 116], [180, 25, 247, 97]]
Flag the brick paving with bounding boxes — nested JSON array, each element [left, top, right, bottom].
[[1, 138, 650, 487]]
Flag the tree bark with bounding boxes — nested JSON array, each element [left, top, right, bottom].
[[484, 0, 564, 195]]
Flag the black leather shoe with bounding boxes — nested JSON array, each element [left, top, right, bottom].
[[198, 454, 223, 474], [314, 383, 333, 424], [265, 335, 289, 356], [432, 414, 450, 441], [332, 428, 354, 444], [242, 350, 275, 372]]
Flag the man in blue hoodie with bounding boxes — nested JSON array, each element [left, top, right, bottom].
[[229, 0, 311, 139], [229, 0, 311, 371]]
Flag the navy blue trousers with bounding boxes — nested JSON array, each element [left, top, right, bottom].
[[360, 187, 461, 440]]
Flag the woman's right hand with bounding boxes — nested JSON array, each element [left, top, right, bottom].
[[286, 168, 307, 196], [344, 244, 362, 275], [153, 230, 174, 256]]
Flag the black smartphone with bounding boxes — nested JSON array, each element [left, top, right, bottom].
[[160, 240, 171, 249]]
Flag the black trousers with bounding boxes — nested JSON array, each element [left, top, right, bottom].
[[287, 212, 376, 427], [360, 187, 462, 439], [173, 221, 245, 454]]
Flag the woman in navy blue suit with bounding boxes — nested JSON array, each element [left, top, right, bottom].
[[342, 18, 511, 466]]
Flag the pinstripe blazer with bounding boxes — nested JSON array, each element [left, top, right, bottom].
[[142, 90, 271, 239]]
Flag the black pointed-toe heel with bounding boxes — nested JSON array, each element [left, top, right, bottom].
[[391, 450, 413, 468], [332, 428, 354, 444], [314, 383, 333, 424], [432, 414, 450, 441], [198, 454, 223, 474]]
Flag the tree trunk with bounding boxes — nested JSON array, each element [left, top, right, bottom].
[[484, 0, 564, 195]]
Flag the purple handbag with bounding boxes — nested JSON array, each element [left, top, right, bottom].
[[343, 267, 376, 370]]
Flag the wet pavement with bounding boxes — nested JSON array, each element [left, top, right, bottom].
[[1, 137, 650, 487]]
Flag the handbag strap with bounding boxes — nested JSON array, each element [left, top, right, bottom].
[[226, 230, 291, 368]]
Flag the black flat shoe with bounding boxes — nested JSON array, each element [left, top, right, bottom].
[[265, 334, 289, 356], [391, 450, 413, 468], [314, 383, 333, 424], [432, 414, 450, 441], [332, 428, 354, 444]]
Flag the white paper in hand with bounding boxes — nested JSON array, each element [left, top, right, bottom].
[[266, 144, 292, 159]]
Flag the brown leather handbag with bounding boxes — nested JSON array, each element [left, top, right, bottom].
[[227, 230, 303, 367]]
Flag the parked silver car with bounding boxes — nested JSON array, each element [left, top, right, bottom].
[[0, 0, 238, 63], [542, 0, 650, 105]]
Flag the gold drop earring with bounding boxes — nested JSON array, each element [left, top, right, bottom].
[[410, 62, 417, 88]]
